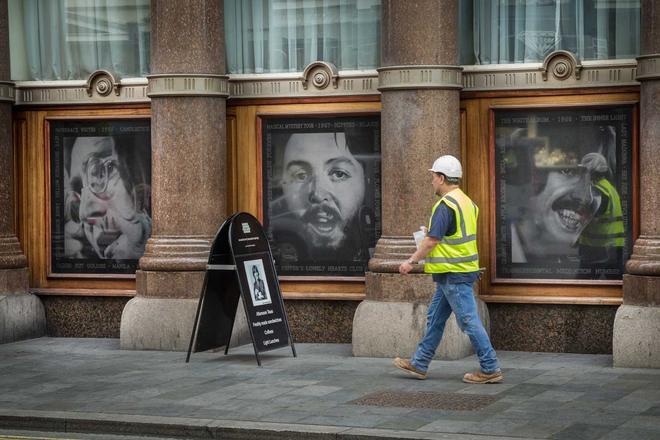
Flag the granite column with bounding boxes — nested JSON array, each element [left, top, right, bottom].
[[120, 0, 245, 350], [0, 0, 46, 343], [353, 0, 489, 359], [613, 0, 660, 367]]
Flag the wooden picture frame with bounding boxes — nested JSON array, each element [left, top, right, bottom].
[[258, 112, 381, 280], [488, 103, 638, 286], [45, 115, 151, 279]]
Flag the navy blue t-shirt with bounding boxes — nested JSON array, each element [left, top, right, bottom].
[[428, 201, 479, 284]]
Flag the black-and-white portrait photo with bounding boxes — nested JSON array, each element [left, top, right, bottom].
[[262, 116, 381, 277], [50, 119, 151, 274], [244, 259, 272, 306], [494, 107, 633, 281]]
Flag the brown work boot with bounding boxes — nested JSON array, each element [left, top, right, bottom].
[[462, 369, 503, 384], [393, 357, 427, 380]]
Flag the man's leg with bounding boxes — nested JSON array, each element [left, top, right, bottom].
[[409, 281, 453, 372], [444, 282, 500, 375]]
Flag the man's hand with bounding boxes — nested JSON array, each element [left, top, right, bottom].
[[399, 260, 414, 274], [399, 235, 439, 275]]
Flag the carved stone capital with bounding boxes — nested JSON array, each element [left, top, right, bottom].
[[625, 235, 660, 276], [0, 81, 15, 104], [147, 74, 229, 98], [378, 65, 463, 91], [636, 54, 660, 81], [139, 236, 213, 271]]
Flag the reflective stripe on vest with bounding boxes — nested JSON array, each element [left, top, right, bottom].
[[424, 188, 479, 274], [578, 178, 625, 247]]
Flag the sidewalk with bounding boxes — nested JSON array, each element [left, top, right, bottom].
[[0, 338, 659, 440]]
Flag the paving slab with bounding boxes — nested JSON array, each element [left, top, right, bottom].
[[0, 338, 659, 440]]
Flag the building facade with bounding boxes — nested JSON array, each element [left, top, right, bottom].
[[0, 0, 658, 367]]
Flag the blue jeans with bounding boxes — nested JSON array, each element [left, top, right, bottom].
[[411, 279, 500, 374]]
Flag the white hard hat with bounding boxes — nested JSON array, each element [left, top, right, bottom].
[[429, 155, 463, 178]]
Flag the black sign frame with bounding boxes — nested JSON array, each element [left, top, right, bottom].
[[186, 213, 296, 366]]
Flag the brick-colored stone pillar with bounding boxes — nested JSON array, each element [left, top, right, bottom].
[[352, 0, 489, 359], [120, 0, 247, 350], [0, 0, 46, 343], [613, 0, 660, 367]]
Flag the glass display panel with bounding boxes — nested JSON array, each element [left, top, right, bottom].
[[262, 115, 381, 277], [50, 119, 152, 275], [494, 106, 634, 281]]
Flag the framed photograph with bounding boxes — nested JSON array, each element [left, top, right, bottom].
[[49, 118, 152, 276], [492, 105, 635, 283], [262, 115, 381, 277], [244, 259, 272, 306]]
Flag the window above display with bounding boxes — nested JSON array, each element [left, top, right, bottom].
[[7, 0, 641, 87], [460, 0, 640, 65]]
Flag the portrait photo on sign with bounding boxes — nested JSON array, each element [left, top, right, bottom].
[[262, 115, 381, 277], [50, 119, 152, 275], [244, 259, 272, 306], [493, 106, 634, 282]]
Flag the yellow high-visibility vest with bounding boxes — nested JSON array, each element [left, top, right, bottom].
[[424, 188, 479, 274], [579, 178, 625, 247]]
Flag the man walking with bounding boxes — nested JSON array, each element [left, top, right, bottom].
[[394, 155, 502, 384]]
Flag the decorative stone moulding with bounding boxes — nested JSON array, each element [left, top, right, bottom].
[[636, 54, 660, 81], [14, 77, 149, 105], [462, 59, 638, 91], [86, 70, 121, 97], [301, 61, 339, 90], [0, 81, 15, 103], [10, 59, 641, 105], [541, 50, 582, 81], [229, 69, 378, 98], [147, 74, 229, 97], [378, 65, 463, 91]]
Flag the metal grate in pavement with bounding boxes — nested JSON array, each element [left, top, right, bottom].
[[350, 391, 498, 411]]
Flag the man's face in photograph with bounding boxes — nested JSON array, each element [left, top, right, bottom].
[[529, 166, 600, 252], [68, 136, 145, 259], [280, 132, 365, 249]]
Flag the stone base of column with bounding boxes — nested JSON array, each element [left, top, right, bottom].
[[120, 296, 250, 351], [613, 304, 660, 368], [0, 268, 46, 344], [352, 272, 490, 360], [613, 274, 660, 368], [122, 266, 249, 351]]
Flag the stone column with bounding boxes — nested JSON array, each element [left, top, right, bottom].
[[613, 0, 660, 367], [353, 0, 489, 359], [0, 0, 46, 343], [120, 0, 247, 350]]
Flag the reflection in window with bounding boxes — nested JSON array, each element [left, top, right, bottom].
[[493, 107, 634, 281], [9, 0, 150, 80], [460, 0, 640, 65], [225, 0, 381, 74]]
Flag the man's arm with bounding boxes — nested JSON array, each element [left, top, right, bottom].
[[398, 202, 455, 275], [399, 236, 440, 274]]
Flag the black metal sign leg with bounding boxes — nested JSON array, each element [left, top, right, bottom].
[[185, 275, 208, 363], [224, 324, 233, 356]]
